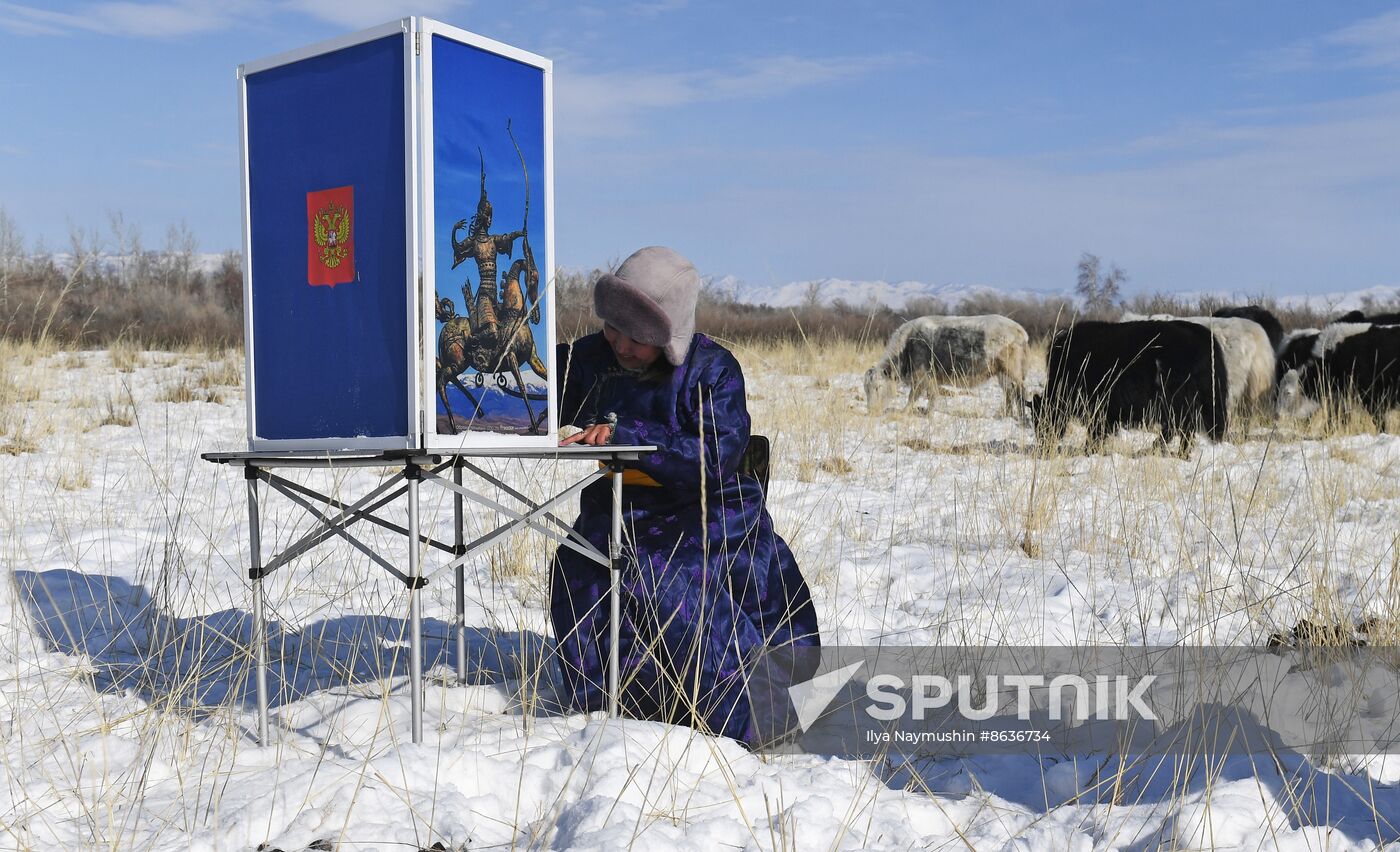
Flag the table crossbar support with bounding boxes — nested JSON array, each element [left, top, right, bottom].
[[262, 468, 455, 558], [458, 459, 607, 563], [422, 469, 611, 573], [459, 459, 588, 543], [258, 472, 415, 575], [266, 478, 415, 586]]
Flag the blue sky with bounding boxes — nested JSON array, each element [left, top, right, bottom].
[[3, 1, 1400, 295]]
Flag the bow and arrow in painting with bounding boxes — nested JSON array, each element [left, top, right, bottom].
[[436, 120, 548, 434]]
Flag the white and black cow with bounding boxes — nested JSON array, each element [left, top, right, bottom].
[[1032, 320, 1229, 456], [1213, 305, 1284, 353], [864, 315, 1029, 417], [1336, 310, 1400, 325], [1121, 312, 1274, 418], [1275, 328, 1320, 381], [1277, 324, 1400, 429]]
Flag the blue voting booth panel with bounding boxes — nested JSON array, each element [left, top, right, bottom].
[[428, 35, 552, 441], [244, 34, 410, 445]]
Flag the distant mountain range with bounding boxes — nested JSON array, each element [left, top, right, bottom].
[[715, 275, 1400, 314], [713, 276, 1067, 310]]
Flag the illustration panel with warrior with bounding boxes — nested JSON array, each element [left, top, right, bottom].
[[431, 36, 549, 436]]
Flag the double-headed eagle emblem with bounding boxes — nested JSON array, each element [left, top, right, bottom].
[[312, 202, 352, 269]]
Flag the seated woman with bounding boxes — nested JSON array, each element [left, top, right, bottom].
[[552, 245, 820, 746]]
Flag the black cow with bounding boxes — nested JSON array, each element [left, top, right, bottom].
[[1275, 330, 1320, 382], [1033, 321, 1229, 456], [1335, 310, 1400, 325], [1213, 305, 1284, 353], [1277, 325, 1400, 429]]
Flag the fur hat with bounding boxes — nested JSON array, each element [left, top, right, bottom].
[[593, 246, 700, 366]]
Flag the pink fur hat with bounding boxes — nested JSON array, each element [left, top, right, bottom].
[[593, 246, 700, 366]]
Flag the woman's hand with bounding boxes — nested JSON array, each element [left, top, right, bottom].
[[560, 423, 613, 446]]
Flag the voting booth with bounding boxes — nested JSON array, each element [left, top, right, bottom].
[[239, 17, 556, 451], [216, 19, 650, 747]]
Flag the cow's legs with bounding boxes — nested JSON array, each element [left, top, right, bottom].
[[999, 373, 1026, 419], [905, 376, 927, 413], [905, 375, 934, 415], [919, 379, 939, 417], [1155, 421, 1173, 454], [1177, 430, 1195, 458], [1084, 419, 1109, 455]]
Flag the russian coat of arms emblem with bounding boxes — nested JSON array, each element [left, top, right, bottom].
[[306, 185, 355, 286], [313, 202, 351, 269]]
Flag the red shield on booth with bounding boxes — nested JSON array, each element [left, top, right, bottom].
[[307, 186, 355, 286]]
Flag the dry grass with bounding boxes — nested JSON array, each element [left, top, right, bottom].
[[0, 340, 52, 453], [198, 351, 243, 389], [155, 375, 223, 405], [56, 458, 91, 490], [110, 339, 145, 373], [0, 334, 1398, 848], [816, 456, 855, 476], [95, 382, 137, 429]]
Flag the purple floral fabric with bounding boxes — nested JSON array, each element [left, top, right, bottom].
[[551, 332, 820, 744]]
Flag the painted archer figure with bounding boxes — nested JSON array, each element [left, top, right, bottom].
[[438, 124, 548, 435], [450, 149, 524, 337]]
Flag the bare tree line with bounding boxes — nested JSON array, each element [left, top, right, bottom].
[[0, 209, 241, 348], [1, 210, 1393, 350]]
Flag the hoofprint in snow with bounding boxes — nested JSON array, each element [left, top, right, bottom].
[[3, 342, 1400, 850]]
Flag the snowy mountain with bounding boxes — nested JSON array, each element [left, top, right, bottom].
[[37, 251, 232, 277], [713, 274, 1400, 314], [715, 276, 1070, 310]]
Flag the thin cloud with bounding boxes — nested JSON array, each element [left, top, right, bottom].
[[629, 0, 687, 17], [0, 0, 256, 37], [282, 0, 468, 29], [1322, 8, 1400, 68], [134, 156, 195, 170], [557, 53, 909, 137], [0, 0, 464, 38], [0, 2, 94, 36], [1252, 8, 1400, 74]]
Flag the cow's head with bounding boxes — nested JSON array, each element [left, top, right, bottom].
[[863, 367, 891, 415], [1275, 368, 1319, 420]]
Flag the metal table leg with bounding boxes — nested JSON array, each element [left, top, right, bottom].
[[407, 462, 424, 744], [609, 464, 622, 718], [454, 461, 466, 686], [245, 465, 270, 746]]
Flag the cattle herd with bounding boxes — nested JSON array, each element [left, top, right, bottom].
[[863, 307, 1400, 455]]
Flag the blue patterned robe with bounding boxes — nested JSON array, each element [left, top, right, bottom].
[[550, 332, 820, 744]]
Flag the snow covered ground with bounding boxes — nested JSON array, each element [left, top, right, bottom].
[[3, 341, 1400, 850]]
